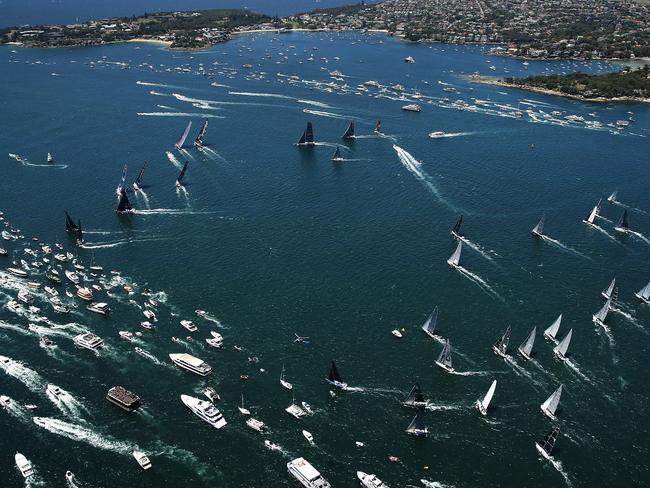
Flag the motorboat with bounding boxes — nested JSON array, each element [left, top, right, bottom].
[[52, 304, 70, 314], [265, 440, 282, 451], [17, 289, 33, 305], [429, 131, 446, 138], [119, 331, 135, 341], [73, 332, 104, 352], [302, 430, 314, 444], [7, 267, 28, 278], [76, 287, 93, 301], [143, 309, 157, 321], [286, 401, 307, 419], [246, 418, 266, 432], [391, 329, 403, 338], [65, 271, 80, 285], [39, 336, 55, 348], [402, 104, 421, 112], [7, 300, 22, 313], [15, 452, 34, 479], [287, 457, 330, 488], [180, 320, 197, 332], [358, 471, 389, 488], [140, 321, 155, 330], [181, 394, 227, 429], [203, 387, 220, 402], [133, 450, 151, 470]]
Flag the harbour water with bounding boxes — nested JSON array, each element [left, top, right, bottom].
[[1, 32, 649, 487]]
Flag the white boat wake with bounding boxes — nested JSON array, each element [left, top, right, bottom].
[[612, 305, 647, 334], [229, 91, 293, 99], [137, 80, 185, 89], [302, 109, 349, 120], [564, 359, 596, 388], [166, 151, 184, 169], [0, 396, 32, 424], [455, 266, 504, 302], [82, 236, 171, 249], [8, 153, 68, 169], [587, 223, 619, 243], [135, 348, 165, 366], [541, 235, 591, 260], [547, 458, 574, 488], [504, 356, 543, 388], [134, 208, 215, 215], [430, 131, 475, 139], [0, 356, 45, 392], [46, 385, 90, 419], [458, 236, 496, 263], [33, 417, 134, 455], [134, 189, 151, 209], [297, 99, 332, 108], [393, 145, 459, 212], [425, 403, 465, 411], [628, 230, 650, 245], [449, 370, 492, 376], [137, 111, 223, 118]]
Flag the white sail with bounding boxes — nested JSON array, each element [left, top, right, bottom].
[[518, 326, 536, 359], [602, 278, 616, 299], [553, 329, 572, 358], [593, 297, 611, 325], [543, 314, 562, 340], [532, 214, 545, 236], [635, 281, 650, 301], [607, 190, 618, 202], [421, 306, 438, 337], [436, 339, 453, 370], [584, 204, 599, 224], [480, 380, 497, 410], [447, 241, 462, 267], [541, 384, 563, 417], [176, 121, 192, 149]]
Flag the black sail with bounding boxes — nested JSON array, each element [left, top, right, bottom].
[[305, 122, 314, 143], [177, 161, 189, 185], [65, 211, 79, 233], [116, 188, 133, 213], [328, 361, 343, 383], [135, 162, 147, 187], [452, 215, 463, 235], [342, 121, 355, 139]]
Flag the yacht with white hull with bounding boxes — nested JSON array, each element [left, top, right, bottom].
[[357, 471, 389, 488], [169, 353, 212, 376], [287, 457, 331, 488], [181, 394, 227, 429]]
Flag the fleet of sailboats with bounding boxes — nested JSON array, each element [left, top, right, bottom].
[[540, 384, 563, 420], [475, 379, 496, 416], [592, 297, 612, 328]]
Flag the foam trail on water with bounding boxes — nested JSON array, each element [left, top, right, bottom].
[[302, 109, 349, 120], [504, 356, 543, 388], [137, 112, 223, 118], [135, 347, 166, 366], [33, 417, 134, 455], [46, 385, 90, 419], [134, 189, 151, 209], [393, 145, 459, 212], [82, 236, 170, 249], [0, 356, 45, 392], [588, 224, 619, 243], [629, 230, 650, 245], [137, 81, 185, 89], [8, 153, 68, 169], [456, 266, 504, 302], [66, 474, 82, 488], [548, 458, 574, 488], [425, 403, 465, 412], [564, 359, 596, 387], [0, 396, 32, 424], [430, 131, 476, 139], [151, 441, 217, 481], [166, 151, 184, 169], [229, 91, 294, 99], [134, 208, 214, 215], [542, 236, 591, 260], [612, 305, 647, 334], [0, 319, 31, 336], [297, 99, 332, 108], [449, 370, 493, 376], [458, 236, 496, 262]]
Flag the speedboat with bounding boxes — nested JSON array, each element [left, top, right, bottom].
[[39, 336, 55, 348], [87, 302, 110, 314], [302, 429, 314, 444], [66, 471, 75, 483], [133, 450, 151, 470], [180, 320, 197, 332], [402, 104, 421, 112], [358, 471, 389, 488], [301, 401, 313, 414], [65, 270, 80, 285], [143, 309, 157, 321], [46, 384, 62, 398], [52, 304, 71, 314], [17, 289, 33, 304], [206, 337, 223, 348], [195, 309, 207, 317], [181, 394, 227, 429], [119, 331, 135, 341], [246, 417, 266, 432], [391, 329, 403, 338], [0, 395, 11, 408], [264, 440, 281, 451], [203, 387, 220, 402], [44, 286, 58, 297], [429, 131, 446, 138], [7, 267, 28, 278], [286, 402, 307, 419], [7, 300, 22, 313], [140, 321, 155, 330], [15, 452, 34, 479]]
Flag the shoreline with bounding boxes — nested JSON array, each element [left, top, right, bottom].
[[469, 75, 650, 105], [126, 38, 172, 47]]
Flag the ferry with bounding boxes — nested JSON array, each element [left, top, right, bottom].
[[87, 302, 111, 315], [169, 353, 212, 376], [287, 457, 330, 488], [181, 394, 227, 429], [73, 332, 104, 352], [106, 386, 141, 412]]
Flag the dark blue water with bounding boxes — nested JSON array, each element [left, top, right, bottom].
[[1, 0, 379, 28], [0, 33, 649, 487]]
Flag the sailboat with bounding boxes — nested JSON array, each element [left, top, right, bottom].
[[296, 122, 315, 146], [447, 241, 461, 268], [176, 161, 188, 187], [635, 281, 650, 304], [342, 121, 355, 140], [280, 363, 293, 390], [421, 306, 439, 338], [47, 152, 53, 163], [402, 382, 429, 409], [115, 164, 128, 195], [475, 379, 496, 416], [614, 209, 630, 233], [517, 326, 536, 360], [553, 328, 572, 361], [332, 146, 343, 162], [601, 278, 616, 300], [175, 121, 192, 150], [116, 188, 134, 214], [592, 297, 612, 327], [535, 425, 560, 460], [607, 189, 618, 203], [326, 361, 348, 390], [434, 339, 454, 372], [451, 215, 463, 238], [194, 119, 208, 148], [493, 325, 511, 358], [238, 394, 250, 415], [582, 198, 601, 225], [405, 410, 428, 437], [540, 384, 563, 420], [133, 162, 147, 192], [543, 314, 562, 342], [76, 220, 84, 247], [531, 213, 545, 237], [64, 211, 79, 234], [374, 120, 382, 135]]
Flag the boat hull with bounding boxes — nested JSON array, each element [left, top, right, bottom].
[[434, 360, 454, 373], [540, 406, 556, 421], [535, 442, 552, 461], [517, 348, 531, 360], [475, 400, 487, 416]]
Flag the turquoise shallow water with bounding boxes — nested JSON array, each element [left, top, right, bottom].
[[0, 33, 649, 487]]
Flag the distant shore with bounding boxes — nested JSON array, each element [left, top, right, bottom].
[[469, 75, 650, 105]]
